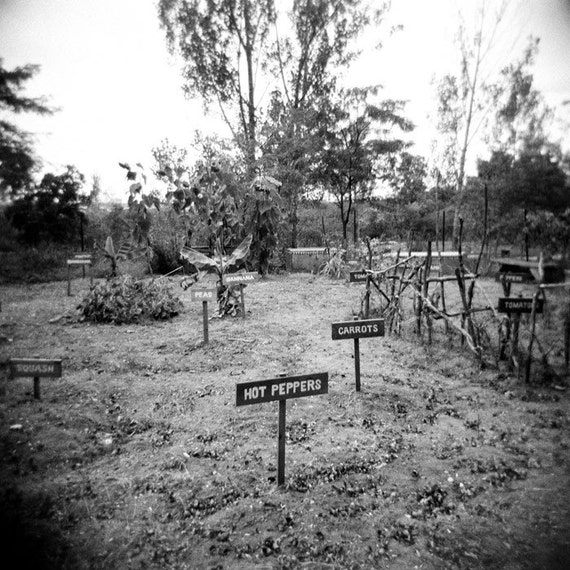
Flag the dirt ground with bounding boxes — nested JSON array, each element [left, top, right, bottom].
[[0, 272, 569, 569]]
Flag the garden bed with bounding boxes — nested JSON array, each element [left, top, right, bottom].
[[0, 273, 569, 569]]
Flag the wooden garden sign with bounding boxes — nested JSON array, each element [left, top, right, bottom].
[[349, 270, 368, 283], [67, 253, 93, 296], [224, 271, 258, 318], [9, 358, 62, 399], [498, 297, 544, 314], [190, 288, 217, 343], [332, 319, 385, 391], [495, 272, 535, 284], [236, 372, 328, 486]]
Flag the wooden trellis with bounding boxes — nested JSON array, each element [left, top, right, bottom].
[[359, 238, 494, 364], [358, 236, 570, 381]]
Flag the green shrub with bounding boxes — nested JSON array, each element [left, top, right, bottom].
[[149, 207, 187, 274], [77, 275, 183, 324], [0, 242, 73, 283]]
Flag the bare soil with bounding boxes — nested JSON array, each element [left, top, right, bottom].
[[0, 273, 569, 569]]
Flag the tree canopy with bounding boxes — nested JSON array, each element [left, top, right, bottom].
[[0, 59, 52, 197]]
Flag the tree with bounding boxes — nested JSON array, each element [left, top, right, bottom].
[[432, 0, 511, 246], [382, 151, 427, 204], [319, 86, 412, 242], [244, 173, 282, 275], [0, 59, 53, 197], [485, 37, 553, 155], [464, 147, 570, 247], [158, 0, 276, 173], [6, 165, 87, 244], [260, 0, 385, 247], [155, 137, 246, 250]]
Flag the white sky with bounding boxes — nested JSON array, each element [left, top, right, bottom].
[[1, 0, 569, 201]]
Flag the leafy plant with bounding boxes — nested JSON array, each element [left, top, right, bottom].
[[77, 275, 183, 324], [244, 174, 282, 275], [119, 162, 161, 271], [319, 249, 347, 279], [97, 236, 147, 277], [180, 234, 253, 317], [157, 152, 244, 253]]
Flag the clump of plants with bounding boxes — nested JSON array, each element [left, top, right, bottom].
[[180, 235, 253, 317], [77, 275, 183, 324], [319, 248, 347, 279]]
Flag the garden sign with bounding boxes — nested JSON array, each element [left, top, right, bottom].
[[236, 372, 328, 486], [9, 358, 62, 399], [190, 288, 217, 343], [67, 253, 93, 295], [224, 271, 258, 318], [332, 319, 385, 391], [498, 297, 544, 314]]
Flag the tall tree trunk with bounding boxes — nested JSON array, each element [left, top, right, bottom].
[[452, 23, 483, 247], [243, 1, 257, 176]]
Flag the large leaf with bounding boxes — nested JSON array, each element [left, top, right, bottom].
[[224, 235, 253, 270], [117, 241, 147, 260], [104, 236, 115, 257], [252, 174, 281, 192], [180, 246, 220, 272]]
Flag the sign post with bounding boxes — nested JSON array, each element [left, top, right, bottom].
[[225, 272, 258, 318], [9, 358, 62, 399], [332, 319, 384, 391], [190, 288, 217, 343], [67, 253, 93, 296], [236, 372, 328, 486], [498, 297, 544, 314], [349, 270, 368, 283]]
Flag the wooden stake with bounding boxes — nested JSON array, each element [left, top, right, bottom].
[[33, 376, 40, 400], [354, 338, 361, 392], [277, 399, 286, 486], [423, 241, 433, 343], [364, 275, 371, 318], [564, 308, 570, 374], [524, 290, 541, 383], [511, 313, 520, 376], [202, 300, 209, 344], [240, 285, 246, 318]]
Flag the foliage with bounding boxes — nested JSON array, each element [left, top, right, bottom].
[[0, 59, 53, 197], [158, 0, 276, 168], [155, 140, 245, 253], [97, 236, 147, 278], [430, 1, 512, 244], [77, 275, 183, 324], [0, 241, 73, 284], [319, 249, 346, 279], [84, 203, 131, 254], [180, 234, 252, 280], [381, 152, 428, 204], [5, 165, 88, 245], [257, 0, 381, 246], [524, 209, 570, 258], [463, 148, 570, 245], [485, 37, 552, 154], [119, 162, 161, 243], [244, 174, 282, 275], [180, 234, 253, 317], [319, 86, 413, 241], [148, 205, 187, 274]]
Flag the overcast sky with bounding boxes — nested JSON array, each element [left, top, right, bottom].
[[1, 0, 569, 201]]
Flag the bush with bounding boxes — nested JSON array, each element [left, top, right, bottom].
[[148, 207, 187, 274], [77, 275, 183, 324], [0, 242, 74, 283]]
